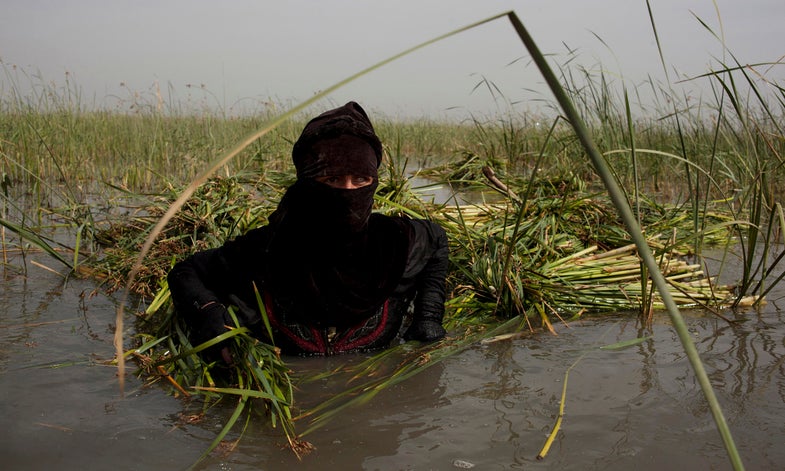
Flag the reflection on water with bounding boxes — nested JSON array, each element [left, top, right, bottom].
[[1, 252, 784, 470], [406, 168, 504, 206], [0, 268, 208, 470]]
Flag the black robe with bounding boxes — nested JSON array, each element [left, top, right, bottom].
[[167, 185, 448, 355]]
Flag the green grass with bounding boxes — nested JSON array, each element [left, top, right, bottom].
[[2, 9, 783, 469]]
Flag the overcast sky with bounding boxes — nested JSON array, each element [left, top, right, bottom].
[[2, 0, 783, 119]]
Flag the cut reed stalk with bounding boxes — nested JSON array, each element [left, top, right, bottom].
[[3, 7, 781, 468]]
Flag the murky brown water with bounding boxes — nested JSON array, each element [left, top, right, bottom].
[[2, 249, 784, 470]]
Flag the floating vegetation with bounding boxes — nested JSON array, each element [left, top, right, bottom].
[[3, 8, 782, 470], [86, 162, 743, 460]]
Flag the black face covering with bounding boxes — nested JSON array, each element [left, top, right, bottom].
[[270, 178, 377, 251], [264, 179, 409, 327]]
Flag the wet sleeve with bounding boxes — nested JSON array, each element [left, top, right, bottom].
[[167, 228, 268, 344], [167, 247, 229, 316], [400, 219, 449, 341]]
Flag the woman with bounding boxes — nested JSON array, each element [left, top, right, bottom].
[[168, 102, 448, 357]]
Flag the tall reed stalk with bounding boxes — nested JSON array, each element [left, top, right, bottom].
[[508, 9, 743, 469]]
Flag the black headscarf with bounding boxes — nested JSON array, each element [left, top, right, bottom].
[[292, 101, 383, 179], [263, 102, 410, 327]]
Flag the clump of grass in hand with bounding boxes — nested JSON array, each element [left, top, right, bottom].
[[133, 281, 312, 461]]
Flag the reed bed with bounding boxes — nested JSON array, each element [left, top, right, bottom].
[[74, 164, 741, 458], [1, 9, 783, 468]]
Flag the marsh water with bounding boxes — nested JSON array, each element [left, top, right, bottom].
[[1, 176, 784, 471], [2, 244, 785, 471]]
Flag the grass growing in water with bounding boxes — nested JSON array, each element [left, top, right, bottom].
[[2, 9, 783, 468], [87, 167, 742, 458]]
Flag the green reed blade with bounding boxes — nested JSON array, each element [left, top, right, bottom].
[[504, 9, 744, 470], [0, 216, 72, 269], [193, 394, 248, 466]]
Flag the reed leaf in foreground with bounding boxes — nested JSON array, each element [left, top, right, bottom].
[[0, 215, 73, 269], [295, 315, 527, 437], [508, 9, 743, 469]]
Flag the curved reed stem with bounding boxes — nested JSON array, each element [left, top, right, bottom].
[[504, 10, 744, 470]]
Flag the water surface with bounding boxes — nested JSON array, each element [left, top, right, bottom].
[[1, 253, 784, 470]]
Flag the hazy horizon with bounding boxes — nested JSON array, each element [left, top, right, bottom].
[[2, 0, 783, 120]]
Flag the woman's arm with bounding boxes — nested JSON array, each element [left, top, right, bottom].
[[401, 219, 449, 342], [167, 226, 267, 345], [167, 247, 236, 347], [168, 248, 225, 313]]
